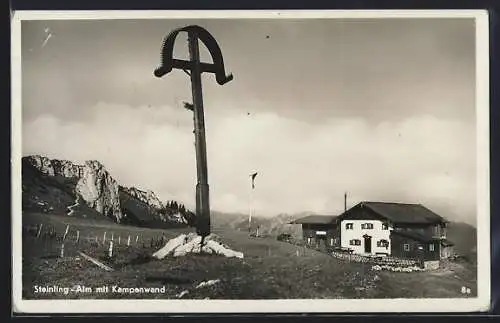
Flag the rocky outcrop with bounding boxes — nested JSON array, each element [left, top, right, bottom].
[[75, 160, 123, 222], [169, 212, 188, 224], [25, 155, 55, 176], [25, 155, 83, 178], [119, 186, 190, 226], [122, 187, 164, 210], [24, 156, 123, 222], [23, 155, 189, 226], [52, 159, 84, 178]]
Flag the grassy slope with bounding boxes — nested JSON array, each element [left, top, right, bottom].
[[22, 212, 477, 300]]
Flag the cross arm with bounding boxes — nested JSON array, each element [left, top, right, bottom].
[[154, 25, 233, 85]]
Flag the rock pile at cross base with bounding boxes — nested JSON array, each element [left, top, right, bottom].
[[152, 233, 244, 259]]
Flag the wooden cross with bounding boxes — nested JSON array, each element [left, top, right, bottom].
[[154, 25, 233, 238]]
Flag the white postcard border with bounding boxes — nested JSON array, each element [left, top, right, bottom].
[[11, 9, 491, 313]]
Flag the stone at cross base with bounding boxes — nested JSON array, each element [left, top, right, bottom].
[[152, 233, 244, 259]]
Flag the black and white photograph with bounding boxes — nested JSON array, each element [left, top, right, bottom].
[[11, 10, 490, 313]]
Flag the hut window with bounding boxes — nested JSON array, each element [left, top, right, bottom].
[[361, 223, 374, 229], [429, 244, 435, 251], [403, 244, 410, 251], [349, 239, 361, 246], [377, 239, 389, 248], [345, 223, 354, 230], [382, 223, 389, 230]]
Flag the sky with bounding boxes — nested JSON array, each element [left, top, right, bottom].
[[20, 16, 478, 224]]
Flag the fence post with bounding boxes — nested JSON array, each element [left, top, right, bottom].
[[36, 223, 43, 238], [111, 233, 114, 242], [103, 231, 107, 244], [76, 230, 80, 243], [60, 243, 65, 258], [135, 235, 139, 245], [63, 225, 70, 241], [127, 235, 131, 247], [118, 236, 121, 245], [108, 241, 114, 258]]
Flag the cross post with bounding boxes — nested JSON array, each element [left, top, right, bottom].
[[187, 30, 210, 238], [154, 25, 233, 238]]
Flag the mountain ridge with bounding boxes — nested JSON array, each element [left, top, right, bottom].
[[22, 154, 477, 256], [22, 155, 190, 228]]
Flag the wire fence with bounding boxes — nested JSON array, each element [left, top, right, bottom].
[[22, 223, 169, 261]]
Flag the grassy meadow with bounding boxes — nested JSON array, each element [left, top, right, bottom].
[[21, 212, 477, 300]]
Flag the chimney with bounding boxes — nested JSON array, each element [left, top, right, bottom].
[[344, 192, 347, 212]]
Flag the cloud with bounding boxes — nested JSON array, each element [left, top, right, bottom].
[[22, 102, 476, 223]]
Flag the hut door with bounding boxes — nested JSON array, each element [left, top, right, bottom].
[[364, 235, 372, 253]]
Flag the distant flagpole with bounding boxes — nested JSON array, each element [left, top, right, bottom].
[[249, 187, 253, 232], [249, 172, 258, 233]]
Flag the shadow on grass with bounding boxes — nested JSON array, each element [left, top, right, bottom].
[[145, 275, 193, 285], [102, 252, 158, 270], [128, 253, 155, 265]]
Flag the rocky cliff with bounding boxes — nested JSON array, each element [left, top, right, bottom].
[[75, 160, 123, 222], [23, 155, 123, 222], [27, 155, 84, 178], [121, 186, 164, 210], [118, 187, 188, 227], [22, 155, 189, 227]]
